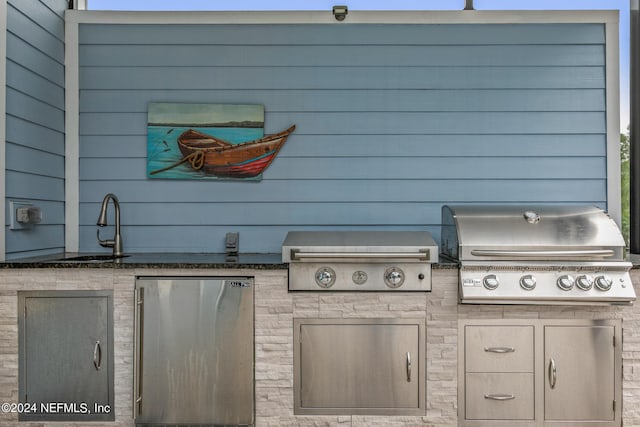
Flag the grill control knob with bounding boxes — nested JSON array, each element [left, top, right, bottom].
[[520, 274, 536, 291], [483, 274, 499, 290], [594, 275, 613, 291], [576, 275, 594, 291], [315, 267, 336, 288], [384, 267, 405, 288], [557, 274, 575, 291]]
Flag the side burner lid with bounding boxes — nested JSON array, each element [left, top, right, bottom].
[[282, 231, 438, 263]]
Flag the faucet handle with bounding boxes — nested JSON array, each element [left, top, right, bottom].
[[97, 228, 115, 248]]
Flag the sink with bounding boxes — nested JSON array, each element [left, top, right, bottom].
[[53, 254, 130, 263]]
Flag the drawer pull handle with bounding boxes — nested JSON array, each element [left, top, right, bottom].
[[484, 394, 515, 401], [484, 347, 515, 353]]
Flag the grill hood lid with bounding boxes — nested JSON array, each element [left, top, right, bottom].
[[441, 205, 627, 262]]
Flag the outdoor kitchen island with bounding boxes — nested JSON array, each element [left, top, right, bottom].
[[0, 257, 639, 426]]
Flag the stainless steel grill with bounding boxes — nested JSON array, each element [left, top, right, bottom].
[[283, 231, 438, 291], [441, 205, 636, 305]]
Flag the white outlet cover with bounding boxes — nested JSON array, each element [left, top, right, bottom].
[[9, 201, 32, 230]]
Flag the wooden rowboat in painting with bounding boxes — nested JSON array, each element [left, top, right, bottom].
[[176, 125, 295, 178]]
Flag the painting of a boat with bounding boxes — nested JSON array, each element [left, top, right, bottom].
[[176, 125, 295, 178], [147, 103, 296, 181]]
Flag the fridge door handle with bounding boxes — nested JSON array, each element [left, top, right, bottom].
[[134, 287, 144, 417]]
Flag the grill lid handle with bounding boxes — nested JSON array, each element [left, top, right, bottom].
[[470, 249, 615, 258]]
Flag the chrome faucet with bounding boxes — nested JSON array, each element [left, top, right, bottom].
[[97, 193, 124, 256]]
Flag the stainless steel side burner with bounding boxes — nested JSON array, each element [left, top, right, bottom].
[[441, 205, 636, 305], [282, 231, 438, 291]]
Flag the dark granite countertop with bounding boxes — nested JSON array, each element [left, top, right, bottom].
[[0, 252, 459, 270], [6, 252, 639, 270], [0, 252, 288, 269]]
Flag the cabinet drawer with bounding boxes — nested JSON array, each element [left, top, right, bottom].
[[465, 325, 534, 372], [465, 373, 534, 420]]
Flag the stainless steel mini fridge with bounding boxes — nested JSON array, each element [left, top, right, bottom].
[[134, 276, 254, 426]]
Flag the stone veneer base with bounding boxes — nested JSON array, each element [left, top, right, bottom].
[[0, 267, 638, 426]]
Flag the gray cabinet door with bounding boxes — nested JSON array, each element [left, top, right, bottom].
[[294, 318, 425, 415], [18, 291, 114, 421], [544, 325, 615, 423]]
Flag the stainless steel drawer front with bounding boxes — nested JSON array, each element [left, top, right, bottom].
[[466, 373, 535, 420], [465, 325, 534, 373]]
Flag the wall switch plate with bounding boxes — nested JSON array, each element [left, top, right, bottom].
[[10, 201, 34, 230]]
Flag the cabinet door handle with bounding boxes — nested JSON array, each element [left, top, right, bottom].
[[406, 352, 412, 382], [93, 341, 102, 370], [484, 394, 515, 401], [549, 357, 557, 389], [484, 347, 515, 353]]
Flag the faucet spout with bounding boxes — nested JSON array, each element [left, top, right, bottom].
[[96, 193, 124, 256]]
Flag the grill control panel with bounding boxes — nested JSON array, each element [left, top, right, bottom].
[[289, 263, 431, 291], [460, 266, 634, 304]]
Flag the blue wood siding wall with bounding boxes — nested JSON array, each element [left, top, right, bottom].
[[78, 22, 607, 253], [5, 0, 66, 259]]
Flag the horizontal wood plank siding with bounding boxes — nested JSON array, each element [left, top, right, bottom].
[[78, 179, 606, 203], [78, 22, 608, 253], [78, 23, 606, 45], [80, 66, 605, 90], [80, 133, 606, 158], [80, 157, 607, 180], [5, 0, 67, 259], [79, 89, 607, 113]]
